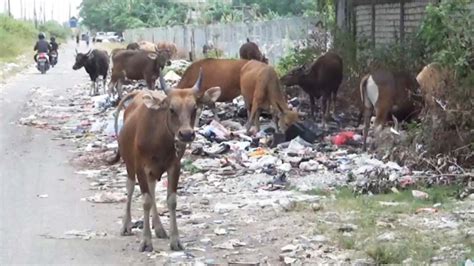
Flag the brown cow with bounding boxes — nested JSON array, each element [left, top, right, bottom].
[[240, 60, 299, 133], [108, 49, 171, 97], [416, 63, 449, 111], [177, 58, 250, 122], [360, 69, 421, 150], [156, 41, 178, 59], [239, 38, 268, 63], [280, 52, 343, 128], [110, 71, 221, 252]]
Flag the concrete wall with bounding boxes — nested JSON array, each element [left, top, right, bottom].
[[123, 17, 319, 65], [353, 0, 474, 46]]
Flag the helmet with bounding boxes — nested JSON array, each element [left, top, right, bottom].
[[50, 36, 56, 42], [38, 32, 45, 39]]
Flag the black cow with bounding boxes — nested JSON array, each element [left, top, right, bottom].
[[73, 49, 110, 96], [281, 52, 343, 128]]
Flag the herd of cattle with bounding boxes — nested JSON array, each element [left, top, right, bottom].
[[71, 38, 441, 252]]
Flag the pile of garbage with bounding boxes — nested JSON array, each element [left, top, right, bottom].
[[18, 84, 442, 198]]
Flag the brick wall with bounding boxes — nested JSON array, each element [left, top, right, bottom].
[[354, 0, 436, 46]]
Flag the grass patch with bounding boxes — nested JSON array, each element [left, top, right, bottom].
[[0, 15, 70, 63], [305, 185, 468, 263], [182, 159, 202, 174], [0, 15, 36, 62]]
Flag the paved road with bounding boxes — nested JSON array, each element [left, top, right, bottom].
[[0, 43, 141, 265]]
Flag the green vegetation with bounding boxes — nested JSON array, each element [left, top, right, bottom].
[[0, 14, 36, 62], [0, 15, 70, 62], [38, 21, 71, 40], [306, 186, 471, 264], [79, 0, 319, 31]]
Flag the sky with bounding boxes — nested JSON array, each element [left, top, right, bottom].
[[0, 0, 82, 23]]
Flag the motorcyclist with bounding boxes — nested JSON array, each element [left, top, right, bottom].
[[49, 36, 59, 65], [33, 32, 51, 63]]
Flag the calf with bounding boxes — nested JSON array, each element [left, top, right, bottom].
[[281, 52, 343, 127], [156, 41, 178, 59], [72, 49, 110, 96], [177, 58, 249, 122], [109, 70, 221, 252], [239, 38, 268, 63], [108, 49, 171, 97], [360, 69, 421, 150], [240, 60, 299, 133]]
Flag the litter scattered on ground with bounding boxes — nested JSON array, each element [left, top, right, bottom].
[[17, 59, 473, 264]]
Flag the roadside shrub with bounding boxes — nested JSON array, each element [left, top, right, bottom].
[[38, 21, 71, 40], [0, 15, 36, 61]]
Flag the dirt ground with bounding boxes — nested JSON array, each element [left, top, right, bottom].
[[1, 41, 472, 265]]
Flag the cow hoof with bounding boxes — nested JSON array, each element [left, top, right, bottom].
[[120, 226, 133, 236], [139, 240, 154, 252], [155, 227, 168, 239], [170, 238, 183, 251]]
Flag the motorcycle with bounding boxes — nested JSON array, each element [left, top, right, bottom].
[[36, 52, 50, 74], [50, 51, 58, 67]]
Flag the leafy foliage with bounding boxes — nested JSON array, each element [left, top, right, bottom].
[[80, 0, 319, 31], [79, 0, 187, 31], [38, 21, 71, 40], [0, 14, 36, 61], [417, 0, 474, 80]]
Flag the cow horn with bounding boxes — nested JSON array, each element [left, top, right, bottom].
[[86, 49, 92, 55], [159, 72, 171, 94], [75, 48, 78, 55], [192, 67, 203, 93]]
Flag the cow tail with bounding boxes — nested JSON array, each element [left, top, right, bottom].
[[360, 74, 370, 107], [114, 91, 140, 137], [108, 91, 140, 165]]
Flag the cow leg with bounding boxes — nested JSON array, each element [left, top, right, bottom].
[[309, 95, 316, 119], [120, 176, 135, 236], [90, 81, 96, 96], [116, 79, 124, 99], [194, 106, 202, 128], [107, 81, 116, 98], [95, 81, 99, 95], [148, 178, 168, 239], [167, 163, 183, 251], [320, 96, 328, 129], [102, 76, 107, 95], [137, 169, 153, 252], [146, 77, 156, 90], [331, 90, 337, 114], [362, 107, 372, 151]]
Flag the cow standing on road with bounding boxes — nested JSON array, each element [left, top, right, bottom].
[[109, 70, 221, 252], [72, 49, 110, 96]]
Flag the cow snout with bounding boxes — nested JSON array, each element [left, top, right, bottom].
[[178, 129, 195, 142]]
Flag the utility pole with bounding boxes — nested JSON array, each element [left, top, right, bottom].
[[34, 0, 38, 28], [43, 0, 46, 23], [7, 0, 11, 17]]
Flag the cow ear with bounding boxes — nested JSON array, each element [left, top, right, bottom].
[[142, 93, 166, 110], [147, 53, 157, 60], [199, 86, 221, 105]]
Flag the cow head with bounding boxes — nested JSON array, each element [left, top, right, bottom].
[[142, 68, 221, 143], [280, 63, 312, 87], [126, 42, 140, 50], [148, 49, 172, 73], [72, 49, 93, 70]]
